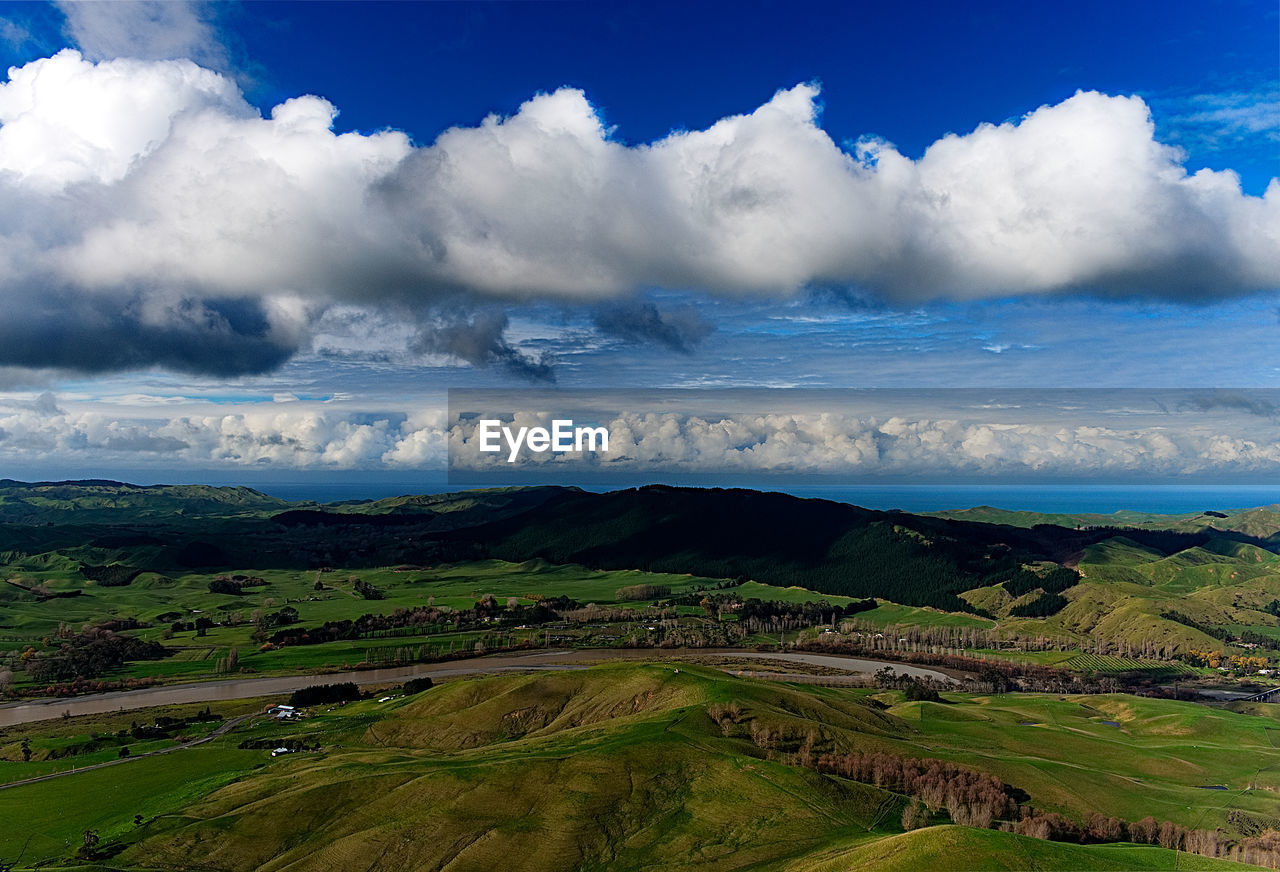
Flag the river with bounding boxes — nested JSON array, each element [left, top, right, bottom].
[[0, 648, 953, 727]]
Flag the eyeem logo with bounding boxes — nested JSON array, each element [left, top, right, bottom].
[[478, 419, 610, 462]]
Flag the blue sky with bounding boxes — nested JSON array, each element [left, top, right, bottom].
[[0, 0, 1275, 486], [6, 2, 1272, 191]]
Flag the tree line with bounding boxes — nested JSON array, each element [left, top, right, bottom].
[[730, 705, 1280, 868], [23, 627, 168, 682]]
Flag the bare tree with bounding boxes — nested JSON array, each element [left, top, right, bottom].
[[902, 798, 930, 831]]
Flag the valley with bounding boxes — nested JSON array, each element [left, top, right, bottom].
[[4, 480, 1280, 869]]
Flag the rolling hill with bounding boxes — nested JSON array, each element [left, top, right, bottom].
[[5, 480, 1280, 661], [4, 663, 1273, 871]]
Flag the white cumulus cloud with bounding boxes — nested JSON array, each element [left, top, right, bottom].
[[56, 0, 230, 71], [0, 48, 1274, 378]]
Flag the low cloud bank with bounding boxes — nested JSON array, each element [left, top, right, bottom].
[[6, 389, 1280, 478]]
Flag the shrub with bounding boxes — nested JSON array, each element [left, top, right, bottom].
[[403, 676, 434, 694]]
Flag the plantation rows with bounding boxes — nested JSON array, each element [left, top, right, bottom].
[[1064, 653, 1162, 673]]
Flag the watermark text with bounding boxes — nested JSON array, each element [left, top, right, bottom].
[[478, 418, 610, 462]]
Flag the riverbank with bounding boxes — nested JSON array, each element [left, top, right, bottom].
[[0, 648, 953, 727]]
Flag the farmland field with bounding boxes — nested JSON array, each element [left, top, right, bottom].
[[1, 663, 1276, 870], [6, 481, 1280, 870]]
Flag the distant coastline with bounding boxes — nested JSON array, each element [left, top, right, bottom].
[[248, 481, 1280, 515]]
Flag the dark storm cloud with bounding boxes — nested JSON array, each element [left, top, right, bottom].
[[592, 302, 713, 354], [0, 294, 302, 377], [411, 310, 554, 382]]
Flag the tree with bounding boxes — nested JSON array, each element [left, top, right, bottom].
[[354, 579, 385, 600], [1158, 820, 1184, 851], [1128, 817, 1159, 844], [403, 676, 434, 694], [288, 682, 361, 707], [194, 617, 214, 637], [904, 680, 940, 702], [1087, 812, 1124, 842], [208, 577, 246, 595], [119, 745, 130, 758], [978, 667, 1012, 694], [20, 738, 31, 762], [902, 798, 930, 830]]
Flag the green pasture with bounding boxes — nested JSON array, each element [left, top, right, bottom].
[[854, 601, 994, 630], [2, 663, 1278, 870], [787, 825, 1263, 871], [886, 689, 1280, 831], [0, 745, 264, 861]]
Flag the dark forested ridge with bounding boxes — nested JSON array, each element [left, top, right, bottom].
[[455, 485, 1241, 610], [0, 480, 1263, 611]]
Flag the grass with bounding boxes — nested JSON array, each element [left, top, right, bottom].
[[2, 560, 734, 685], [785, 825, 1264, 871], [887, 690, 1280, 831], [10, 483, 1280, 690], [2, 663, 1278, 869], [0, 699, 271, 786], [111, 666, 901, 872], [965, 648, 1083, 667], [733, 580, 862, 605], [1063, 653, 1179, 674], [11, 514, 1280, 707], [0, 560, 724, 643], [4, 556, 1022, 690], [854, 601, 994, 630], [0, 746, 265, 862]]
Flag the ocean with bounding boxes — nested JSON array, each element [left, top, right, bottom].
[[251, 481, 1280, 515]]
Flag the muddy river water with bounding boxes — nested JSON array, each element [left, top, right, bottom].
[[0, 648, 953, 727]]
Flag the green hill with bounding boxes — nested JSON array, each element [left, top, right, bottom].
[[0, 479, 294, 523], [472, 486, 1103, 611], [786, 825, 1261, 871], [113, 666, 901, 872], [4, 663, 1279, 870], [932, 503, 1280, 542], [1079, 536, 1167, 567]]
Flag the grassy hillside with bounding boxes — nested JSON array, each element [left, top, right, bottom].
[[72, 666, 905, 871], [0, 479, 295, 523], [932, 504, 1280, 542], [3, 663, 1277, 870], [953, 529, 1280, 656], [786, 825, 1260, 871]]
